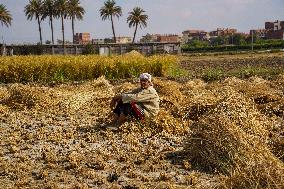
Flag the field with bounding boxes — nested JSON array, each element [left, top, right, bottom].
[[0, 52, 284, 189]]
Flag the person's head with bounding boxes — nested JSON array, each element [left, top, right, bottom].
[[139, 73, 152, 89]]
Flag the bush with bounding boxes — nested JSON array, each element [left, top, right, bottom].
[[82, 44, 96, 55]]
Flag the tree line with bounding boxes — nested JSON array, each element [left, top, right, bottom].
[[182, 34, 284, 52], [0, 0, 148, 46]]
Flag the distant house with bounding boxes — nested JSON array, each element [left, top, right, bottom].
[[140, 34, 160, 42], [140, 33, 181, 43], [74, 33, 91, 44], [115, 36, 132, 44], [92, 38, 114, 44], [209, 28, 237, 37], [250, 29, 267, 39], [182, 30, 210, 43], [265, 20, 284, 40], [157, 34, 181, 43]]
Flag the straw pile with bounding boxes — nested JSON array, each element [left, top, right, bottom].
[[185, 85, 284, 189], [1, 75, 284, 188]]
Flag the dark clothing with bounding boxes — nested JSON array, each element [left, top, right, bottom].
[[113, 100, 144, 120]]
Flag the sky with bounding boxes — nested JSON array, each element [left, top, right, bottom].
[[1, 0, 284, 44]]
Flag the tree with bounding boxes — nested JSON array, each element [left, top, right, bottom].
[[0, 4, 12, 28], [127, 7, 148, 43], [230, 34, 247, 45], [24, 0, 44, 45], [100, 0, 122, 43], [55, 0, 69, 53], [210, 36, 225, 46], [68, 0, 85, 44], [42, 0, 56, 44]]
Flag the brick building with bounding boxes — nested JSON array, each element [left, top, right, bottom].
[[250, 29, 267, 39], [140, 34, 181, 43], [74, 33, 91, 44], [157, 35, 181, 42], [182, 30, 209, 43], [210, 28, 237, 37], [264, 20, 284, 40], [116, 36, 132, 44]]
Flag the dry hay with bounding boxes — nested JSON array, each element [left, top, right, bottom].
[[184, 87, 284, 189], [1, 76, 284, 189], [222, 76, 282, 106], [124, 50, 144, 58], [59, 76, 114, 112], [0, 83, 38, 109], [183, 79, 207, 90]]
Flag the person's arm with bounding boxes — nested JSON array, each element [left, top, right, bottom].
[[122, 88, 158, 103], [110, 94, 122, 109]]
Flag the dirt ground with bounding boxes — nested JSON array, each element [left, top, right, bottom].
[[0, 53, 284, 189]]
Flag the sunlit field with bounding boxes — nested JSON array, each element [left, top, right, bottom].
[[0, 52, 284, 189]]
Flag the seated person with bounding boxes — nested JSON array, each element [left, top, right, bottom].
[[109, 73, 160, 127]]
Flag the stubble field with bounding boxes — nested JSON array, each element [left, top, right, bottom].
[[0, 52, 284, 189]]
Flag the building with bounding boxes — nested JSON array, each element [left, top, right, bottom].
[[182, 30, 210, 43], [265, 20, 284, 31], [116, 36, 132, 44], [210, 28, 237, 37], [266, 30, 284, 40], [250, 29, 267, 39], [157, 34, 181, 43], [264, 20, 284, 40], [92, 38, 105, 44], [74, 33, 91, 44], [92, 38, 114, 44], [140, 34, 181, 43], [140, 34, 160, 43]]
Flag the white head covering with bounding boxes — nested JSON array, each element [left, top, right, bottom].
[[139, 73, 152, 82]]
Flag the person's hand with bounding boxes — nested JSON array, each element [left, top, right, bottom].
[[110, 95, 122, 109], [110, 98, 117, 109]]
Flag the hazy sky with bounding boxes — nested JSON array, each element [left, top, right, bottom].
[[1, 0, 284, 44]]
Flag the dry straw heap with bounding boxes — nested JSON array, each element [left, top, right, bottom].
[[0, 67, 284, 187]]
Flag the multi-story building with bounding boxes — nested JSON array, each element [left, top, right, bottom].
[[264, 20, 284, 40], [250, 29, 267, 39], [182, 30, 207, 43], [265, 20, 284, 31], [92, 38, 105, 44], [92, 38, 114, 44], [157, 34, 181, 43], [116, 36, 132, 44], [140, 34, 161, 43], [266, 30, 284, 40], [140, 34, 181, 43], [210, 28, 237, 37], [74, 33, 91, 44]]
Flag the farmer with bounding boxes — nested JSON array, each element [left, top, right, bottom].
[[109, 73, 159, 128]]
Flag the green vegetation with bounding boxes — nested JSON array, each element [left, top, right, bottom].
[[182, 37, 284, 53], [0, 4, 12, 27], [127, 7, 148, 43], [100, 0, 122, 43]]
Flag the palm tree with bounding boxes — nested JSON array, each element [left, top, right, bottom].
[[127, 7, 148, 43], [25, 0, 44, 45], [42, 0, 56, 44], [68, 0, 85, 44], [100, 0, 122, 43], [0, 4, 12, 28], [55, 0, 69, 53]]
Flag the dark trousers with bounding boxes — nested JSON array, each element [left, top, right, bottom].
[[113, 100, 144, 120]]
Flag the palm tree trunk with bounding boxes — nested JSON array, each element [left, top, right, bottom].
[[72, 16, 75, 44], [132, 24, 138, 43], [37, 17, 42, 45], [61, 15, 66, 54], [50, 16, 54, 44], [110, 15, 116, 43]]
